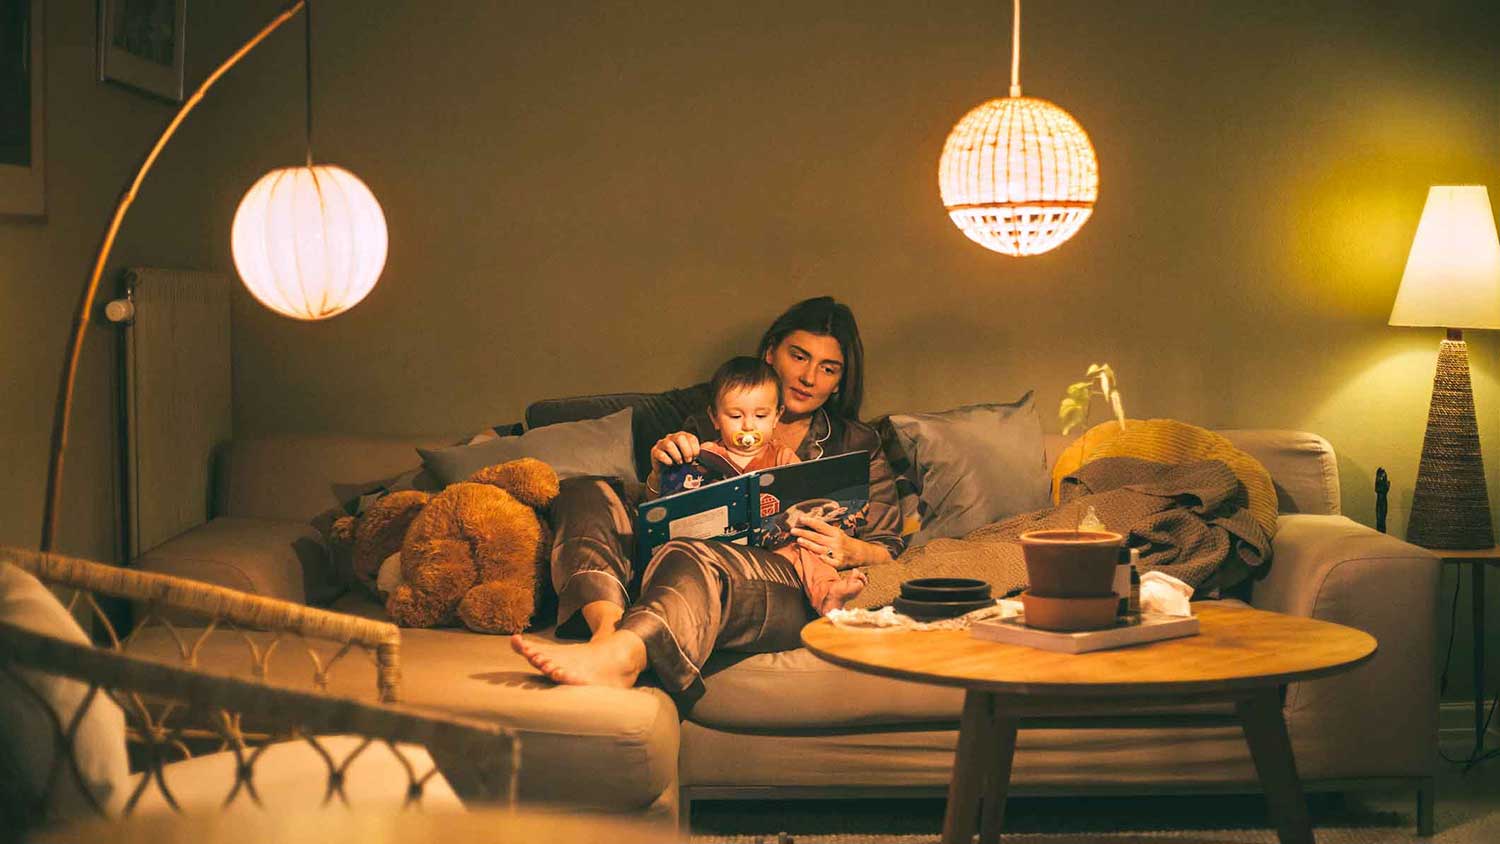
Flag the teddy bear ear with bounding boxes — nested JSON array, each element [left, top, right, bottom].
[[330, 515, 357, 545], [466, 458, 560, 510]]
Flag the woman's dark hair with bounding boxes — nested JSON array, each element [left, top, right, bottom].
[[709, 356, 783, 411], [755, 296, 865, 420]]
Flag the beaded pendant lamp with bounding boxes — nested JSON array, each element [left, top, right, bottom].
[[938, 0, 1099, 256], [1390, 186, 1500, 550]]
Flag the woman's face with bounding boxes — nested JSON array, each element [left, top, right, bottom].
[[765, 330, 844, 418]]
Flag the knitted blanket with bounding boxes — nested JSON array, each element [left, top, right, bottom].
[[851, 456, 1271, 608]]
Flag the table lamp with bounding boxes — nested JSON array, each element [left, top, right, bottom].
[[1389, 185, 1500, 549]]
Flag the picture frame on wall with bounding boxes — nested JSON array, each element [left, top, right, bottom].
[[98, 0, 186, 103], [0, 0, 44, 218]]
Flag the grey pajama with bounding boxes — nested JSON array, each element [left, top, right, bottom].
[[549, 476, 813, 700]]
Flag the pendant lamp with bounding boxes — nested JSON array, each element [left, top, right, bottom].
[[938, 0, 1099, 257], [42, 1, 384, 551], [231, 0, 387, 321]]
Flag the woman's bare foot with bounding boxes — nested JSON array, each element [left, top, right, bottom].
[[510, 630, 647, 688], [818, 570, 868, 616]]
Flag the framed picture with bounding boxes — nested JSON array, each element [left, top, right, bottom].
[[98, 0, 185, 103], [0, 0, 43, 218]]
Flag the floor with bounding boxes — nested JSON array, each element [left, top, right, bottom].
[[689, 732, 1500, 841]]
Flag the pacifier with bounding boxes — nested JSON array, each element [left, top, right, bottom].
[[732, 430, 765, 449]]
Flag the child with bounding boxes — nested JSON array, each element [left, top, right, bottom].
[[649, 356, 867, 615]]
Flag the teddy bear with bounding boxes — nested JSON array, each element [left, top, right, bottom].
[[328, 457, 560, 634]]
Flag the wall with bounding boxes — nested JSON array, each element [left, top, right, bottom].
[[0, 2, 224, 560], [13, 3, 1499, 700]]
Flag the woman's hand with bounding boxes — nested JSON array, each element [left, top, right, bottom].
[[792, 516, 847, 568], [651, 431, 701, 466]]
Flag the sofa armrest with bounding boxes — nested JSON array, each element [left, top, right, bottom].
[[1250, 514, 1441, 778]]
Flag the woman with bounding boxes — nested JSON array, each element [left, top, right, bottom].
[[511, 297, 903, 700]]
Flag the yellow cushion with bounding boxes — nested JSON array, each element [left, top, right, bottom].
[[1051, 419, 1277, 540]]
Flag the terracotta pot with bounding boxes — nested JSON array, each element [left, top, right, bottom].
[[1020, 591, 1119, 632], [1018, 529, 1124, 597]]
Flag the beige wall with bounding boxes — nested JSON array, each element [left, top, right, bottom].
[[0, 4, 283, 559], [8, 3, 1498, 697], [183, 1, 1500, 540]]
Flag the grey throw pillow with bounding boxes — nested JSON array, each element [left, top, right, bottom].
[[0, 562, 130, 820], [887, 391, 1051, 548], [417, 407, 636, 486]]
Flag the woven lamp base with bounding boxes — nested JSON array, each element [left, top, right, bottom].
[[1406, 336, 1494, 550]]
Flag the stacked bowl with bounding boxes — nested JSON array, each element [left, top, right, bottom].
[[1017, 529, 1124, 631]]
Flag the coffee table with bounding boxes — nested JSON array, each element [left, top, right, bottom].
[[801, 603, 1376, 844]]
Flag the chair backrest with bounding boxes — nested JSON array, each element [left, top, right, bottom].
[[0, 552, 517, 836]]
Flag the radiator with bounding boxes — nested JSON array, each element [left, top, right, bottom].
[[120, 268, 233, 559]]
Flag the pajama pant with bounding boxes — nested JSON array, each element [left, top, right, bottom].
[[549, 476, 815, 700]]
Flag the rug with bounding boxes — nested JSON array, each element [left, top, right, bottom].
[[689, 791, 1500, 844]]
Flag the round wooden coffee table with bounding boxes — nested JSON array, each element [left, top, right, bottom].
[[802, 603, 1376, 844]]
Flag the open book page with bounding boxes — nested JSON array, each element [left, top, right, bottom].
[[634, 451, 869, 567]]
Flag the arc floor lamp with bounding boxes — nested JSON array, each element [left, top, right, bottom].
[[41, 0, 387, 552]]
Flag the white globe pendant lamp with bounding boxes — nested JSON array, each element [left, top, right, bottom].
[[938, 0, 1099, 257], [231, 0, 387, 320], [232, 164, 387, 320]]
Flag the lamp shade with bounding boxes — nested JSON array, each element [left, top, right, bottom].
[[1389, 186, 1500, 329], [938, 96, 1099, 257], [231, 164, 388, 321]]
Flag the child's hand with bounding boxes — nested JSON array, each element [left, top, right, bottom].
[[651, 431, 701, 466]]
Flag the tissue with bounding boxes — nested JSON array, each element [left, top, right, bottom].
[[1140, 571, 1192, 617]]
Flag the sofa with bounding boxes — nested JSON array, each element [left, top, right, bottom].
[[121, 400, 1442, 833]]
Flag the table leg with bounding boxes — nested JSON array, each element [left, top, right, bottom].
[[1474, 563, 1486, 757], [1236, 687, 1313, 844], [978, 699, 1019, 844], [943, 690, 1001, 844]]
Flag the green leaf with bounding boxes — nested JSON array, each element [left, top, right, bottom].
[[1059, 398, 1087, 435]]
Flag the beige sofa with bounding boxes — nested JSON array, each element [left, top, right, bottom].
[[124, 428, 1441, 832]]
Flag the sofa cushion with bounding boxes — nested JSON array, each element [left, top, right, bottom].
[[131, 736, 461, 815], [216, 435, 451, 522], [122, 607, 679, 814], [136, 517, 328, 606], [884, 392, 1052, 548], [525, 384, 713, 482], [694, 647, 963, 730], [418, 408, 637, 485], [0, 563, 130, 820]]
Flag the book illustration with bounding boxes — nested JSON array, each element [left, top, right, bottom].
[[636, 451, 869, 567], [658, 450, 741, 496], [759, 497, 869, 550]]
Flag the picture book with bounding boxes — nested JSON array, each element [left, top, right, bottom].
[[634, 450, 870, 568]]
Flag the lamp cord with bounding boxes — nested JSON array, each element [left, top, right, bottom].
[[1009, 0, 1022, 97], [305, 0, 314, 166]]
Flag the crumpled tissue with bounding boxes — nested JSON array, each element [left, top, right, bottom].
[[1140, 571, 1193, 616], [827, 600, 1021, 631]]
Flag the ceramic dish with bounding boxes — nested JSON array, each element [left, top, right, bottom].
[[892, 595, 996, 621], [899, 577, 992, 603]]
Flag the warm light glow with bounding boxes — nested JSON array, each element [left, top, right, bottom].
[[938, 96, 1099, 257], [231, 165, 388, 321], [1389, 186, 1500, 329]]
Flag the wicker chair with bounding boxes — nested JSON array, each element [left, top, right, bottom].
[[0, 548, 519, 838]]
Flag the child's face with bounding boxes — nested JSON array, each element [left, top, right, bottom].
[[711, 382, 781, 456]]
